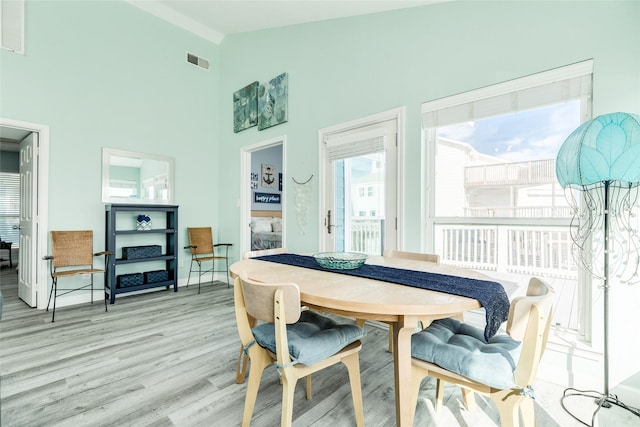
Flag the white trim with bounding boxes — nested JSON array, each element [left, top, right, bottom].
[[0, 117, 49, 309], [421, 59, 594, 113], [240, 136, 287, 256], [126, 0, 224, 44]]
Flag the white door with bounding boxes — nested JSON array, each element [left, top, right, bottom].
[[18, 132, 38, 307], [320, 118, 398, 255]]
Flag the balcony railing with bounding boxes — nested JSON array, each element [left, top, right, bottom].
[[351, 218, 580, 329], [351, 219, 577, 279], [434, 223, 577, 279], [350, 218, 384, 256], [465, 159, 557, 187]]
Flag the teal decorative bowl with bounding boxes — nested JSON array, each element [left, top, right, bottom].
[[312, 252, 368, 270]]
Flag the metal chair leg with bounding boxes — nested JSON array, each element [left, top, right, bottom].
[[46, 279, 55, 311], [52, 280, 57, 322], [197, 261, 202, 294], [46, 278, 57, 322]]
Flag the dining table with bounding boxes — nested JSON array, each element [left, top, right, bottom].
[[229, 253, 509, 426]]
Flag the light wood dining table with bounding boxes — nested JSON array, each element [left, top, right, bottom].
[[230, 255, 493, 426]]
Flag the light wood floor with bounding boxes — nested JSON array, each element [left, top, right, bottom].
[[1, 266, 631, 427]]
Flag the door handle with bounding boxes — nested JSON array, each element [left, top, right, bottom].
[[326, 210, 342, 234]]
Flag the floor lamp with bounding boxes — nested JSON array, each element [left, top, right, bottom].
[[555, 112, 640, 426]]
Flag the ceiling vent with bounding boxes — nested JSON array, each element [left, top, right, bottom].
[[187, 52, 210, 70]]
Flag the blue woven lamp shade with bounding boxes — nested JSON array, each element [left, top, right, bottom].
[[556, 112, 640, 188]]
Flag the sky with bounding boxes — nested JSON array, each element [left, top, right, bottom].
[[437, 100, 582, 162]]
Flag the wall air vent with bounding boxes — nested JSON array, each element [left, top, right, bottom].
[[186, 52, 210, 70]]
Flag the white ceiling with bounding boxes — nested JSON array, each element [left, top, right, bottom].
[[128, 0, 443, 44]]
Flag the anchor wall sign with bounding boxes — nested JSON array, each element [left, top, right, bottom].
[[261, 164, 276, 188]]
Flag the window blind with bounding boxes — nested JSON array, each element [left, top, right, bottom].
[[324, 129, 386, 161], [422, 60, 593, 128], [0, 172, 20, 244]]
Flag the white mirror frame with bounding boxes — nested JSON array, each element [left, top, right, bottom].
[[102, 147, 175, 204]]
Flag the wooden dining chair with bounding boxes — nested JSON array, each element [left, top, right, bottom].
[[235, 247, 289, 383], [410, 277, 554, 427], [381, 250, 441, 352], [43, 230, 110, 322], [234, 273, 365, 427], [185, 227, 232, 292]]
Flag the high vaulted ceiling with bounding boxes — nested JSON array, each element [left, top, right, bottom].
[[127, 0, 443, 44]]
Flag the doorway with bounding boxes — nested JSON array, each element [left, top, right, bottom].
[[319, 108, 403, 255], [240, 136, 286, 256], [0, 118, 49, 309]]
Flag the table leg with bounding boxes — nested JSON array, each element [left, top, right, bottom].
[[393, 315, 419, 427]]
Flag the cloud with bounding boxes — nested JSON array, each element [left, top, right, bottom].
[[438, 100, 582, 162]]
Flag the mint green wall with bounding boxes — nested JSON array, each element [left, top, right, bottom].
[[218, 1, 640, 259], [0, 1, 220, 268], [3, 1, 637, 271]]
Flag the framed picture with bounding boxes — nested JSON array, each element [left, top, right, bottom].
[[258, 72, 288, 130], [254, 192, 281, 204], [233, 81, 259, 133], [250, 181, 258, 190], [262, 164, 276, 188], [250, 172, 258, 181]]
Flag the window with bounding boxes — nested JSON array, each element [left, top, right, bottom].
[[423, 60, 593, 335], [370, 210, 377, 217], [367, 186, 374, 197], [0, 172, 20, 246]]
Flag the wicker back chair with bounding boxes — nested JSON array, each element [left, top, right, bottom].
[[185, 227, 232, 293], [44, 230, 110, 322]]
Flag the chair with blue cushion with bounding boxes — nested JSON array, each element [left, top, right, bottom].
[[235, 247, 289, 384], [410, 277, 554, 427], [234, 273, 365, 427]]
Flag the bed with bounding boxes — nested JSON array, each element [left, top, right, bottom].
[[250, 210, 283, 250]]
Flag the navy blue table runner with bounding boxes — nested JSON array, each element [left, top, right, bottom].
[[255, 253, 510, 341]]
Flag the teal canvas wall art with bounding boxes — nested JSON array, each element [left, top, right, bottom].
[[258, 72, 288, 130], [233, 81, 259, 133]]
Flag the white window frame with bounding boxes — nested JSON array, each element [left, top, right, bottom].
[[422, 60, 594, 340]]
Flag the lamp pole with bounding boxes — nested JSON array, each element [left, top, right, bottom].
[[602, 180, 611, 401]]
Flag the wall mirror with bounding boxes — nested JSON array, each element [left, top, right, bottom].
[[102, 147, 175, 204]]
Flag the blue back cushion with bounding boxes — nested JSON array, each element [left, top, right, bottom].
[[252, 310, 365, 366], [411, 318, 522, 390]]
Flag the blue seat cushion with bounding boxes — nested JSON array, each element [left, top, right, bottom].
[[252, 310, 365, 366], [411, 318, 522, 390]]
